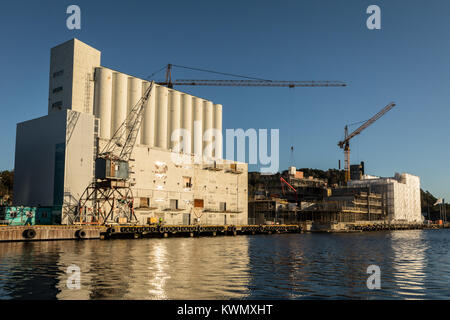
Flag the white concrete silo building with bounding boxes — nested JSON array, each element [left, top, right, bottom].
[[13, 38, 247, 225]]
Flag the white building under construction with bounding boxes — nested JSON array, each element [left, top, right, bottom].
[[13, 39, 248, 225], [348, 173, 423, 223]]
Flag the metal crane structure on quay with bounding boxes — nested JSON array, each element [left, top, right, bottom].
[[74, 82, 156, 225], [338, 102, 396, 184], [73, 64, 346, 225]]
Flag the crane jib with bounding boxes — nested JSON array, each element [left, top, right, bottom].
[[338, 102, 396, 147], [99, 81, 156, 163], [156, 80, 347, 87]]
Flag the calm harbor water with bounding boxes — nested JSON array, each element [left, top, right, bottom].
[[0, 229, 449, 300]]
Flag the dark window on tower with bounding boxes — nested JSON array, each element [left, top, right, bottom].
[[52, 101, 63, 110], [53, 86, 63, 93], [52, 70, 64, 78]]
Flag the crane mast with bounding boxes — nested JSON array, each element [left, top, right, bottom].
[[338, 102, 396, 183]]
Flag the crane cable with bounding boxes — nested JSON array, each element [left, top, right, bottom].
[[345, 119, 368, 163], [146, 63, 273, 81], [170, 64, 272, 81], [146, 65, 168, 80], [347, 119, 369, 127]]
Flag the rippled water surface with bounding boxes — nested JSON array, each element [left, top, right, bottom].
[[0, 229, 449, 299]]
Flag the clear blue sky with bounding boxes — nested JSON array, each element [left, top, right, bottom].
[[0, 0, 449, 200]]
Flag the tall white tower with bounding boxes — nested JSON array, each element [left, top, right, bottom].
[[48, 39, 101, 114]]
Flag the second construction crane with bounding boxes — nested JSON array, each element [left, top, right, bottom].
[[338, 102, 396, 183]]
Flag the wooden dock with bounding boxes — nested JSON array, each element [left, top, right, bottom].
[[0, 225, 106, 242], [0, 224, 301, 242], [305, 221, 449, 233], [0, 222, 445, 242], [104, 224, 301, 239]]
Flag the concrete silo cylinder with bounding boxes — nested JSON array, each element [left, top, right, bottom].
[[203, 101, 213, 158], [128, 77, 143, 145], [156, 86, 168, 149], [141, 81, 156, 147], [111, 72, 128, 135], [168, 90, 181, 150], [213, 104, 223, 159], [181, 94, 193, 154], [93, 68, 113, 139], [192, 97, 204, 158]]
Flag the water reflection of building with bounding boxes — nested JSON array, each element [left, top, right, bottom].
[[0, 242, 60, 299], [389, 231, 427, 299], [54, 237, 250, 299], [56, 240, 136, 299], [124, 238, 251, 299]]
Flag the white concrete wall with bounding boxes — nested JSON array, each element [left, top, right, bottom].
[[98, 140, 248, 225], [63, 111, 95, 224], [14, 112, 67, 206], [13, 110, 94, 213], [15, 107, 245, 225], [71, 40, 101, 114]]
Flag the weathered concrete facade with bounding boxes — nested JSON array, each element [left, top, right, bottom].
[[119, 143, 248, 225], [13, 38, 247, 225], [48, 39, 100, 114]]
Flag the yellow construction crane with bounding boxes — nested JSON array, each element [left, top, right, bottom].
[[338, 102, 396, 183]]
